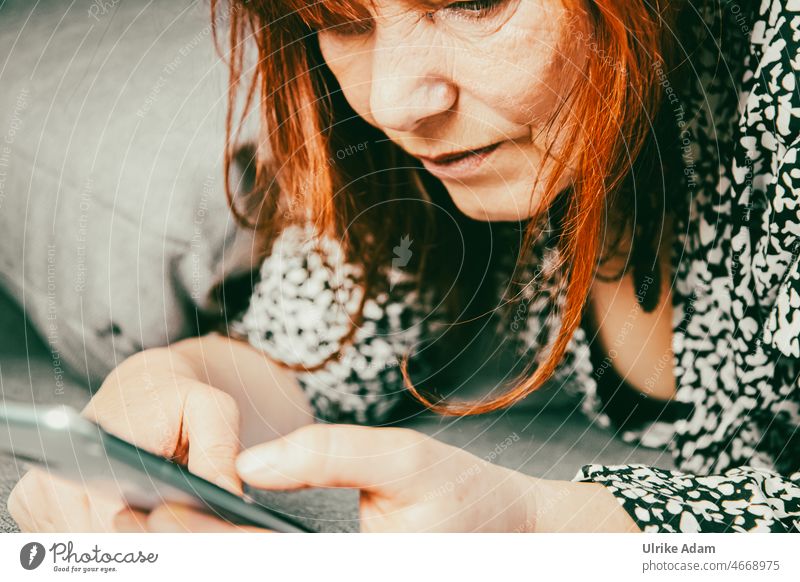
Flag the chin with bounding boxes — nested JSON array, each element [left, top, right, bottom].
[[456, 206, 525, 222], [445, 184, 540, 223]]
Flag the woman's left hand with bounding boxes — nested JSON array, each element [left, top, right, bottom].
[[114, 424, 539, 532]]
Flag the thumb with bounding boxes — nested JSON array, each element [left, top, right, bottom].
[[235, 424, 430, 495], [183, 388, 243, 495]]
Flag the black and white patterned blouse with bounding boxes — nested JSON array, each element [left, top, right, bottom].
[[231, 1, 800, 532]]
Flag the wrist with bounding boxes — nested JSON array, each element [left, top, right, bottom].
[[509, 472, 540, 533], [529, 477, 575, 532], [528, 477, 642, 533]]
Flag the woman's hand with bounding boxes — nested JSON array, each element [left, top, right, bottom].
[[7, 345, 244, 533], [113, 502, 268, 533], [119, 424, 540, 533], [81, 349, 244, 493]]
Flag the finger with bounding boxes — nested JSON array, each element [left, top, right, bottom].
[[183, 388, 243, 495], [31, 467, 126, 532], [236, 424, 430, 494], [145, 503, 269, 533], [9, 469, 111, 533], [7, 470, 39, 532], [80, 371, 184, 458], [113, 508, 148, 533]]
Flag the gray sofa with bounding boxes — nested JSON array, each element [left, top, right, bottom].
[[0, 0, 675, 532]]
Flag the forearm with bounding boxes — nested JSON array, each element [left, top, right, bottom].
[[530, 478, 642, 533]]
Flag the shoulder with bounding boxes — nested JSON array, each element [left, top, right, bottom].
[[230, 223, 435, 367], [745, 1, 800, 144], [228, 223, 445, 424]]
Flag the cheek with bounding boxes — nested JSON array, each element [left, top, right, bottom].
[[318, 38, 374, 121], [463, 6, 585, 127], [481, 53, 566, 127]]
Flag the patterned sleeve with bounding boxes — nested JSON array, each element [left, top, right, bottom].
[[571, 464, 800, 532], [741, 0, 800, 359], [569, 3, 800, 534], [228, 223, 440, 425]]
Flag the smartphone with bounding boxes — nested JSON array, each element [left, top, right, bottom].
[[0, 401, 313, 532]]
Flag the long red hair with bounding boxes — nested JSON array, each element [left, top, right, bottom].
[[211, 0, 689, 415]]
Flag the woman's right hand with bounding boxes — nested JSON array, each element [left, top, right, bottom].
[[6, 345, 244, 532]]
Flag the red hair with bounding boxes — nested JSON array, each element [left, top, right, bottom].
[[211, 0, 688, 415]]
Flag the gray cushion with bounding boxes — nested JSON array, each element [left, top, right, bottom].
[[0, 0, 257, 385]]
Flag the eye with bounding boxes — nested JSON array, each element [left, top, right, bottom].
[[444, 0, 506, 19]]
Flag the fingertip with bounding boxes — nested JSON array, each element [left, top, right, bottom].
[[214, 474, 244, 496], [112, 508, 148, 533], [145, 503, 192, 533]]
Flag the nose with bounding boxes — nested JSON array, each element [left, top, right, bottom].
[[369, 35, 457, 133]]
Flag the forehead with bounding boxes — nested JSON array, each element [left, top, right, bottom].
[[275, 0, 438, 28]]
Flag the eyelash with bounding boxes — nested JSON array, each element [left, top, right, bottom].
[[443, 0, 506, 19], [326, 0, 505, 37]]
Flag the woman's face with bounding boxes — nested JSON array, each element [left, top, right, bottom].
[[317, 0, 588, 222]]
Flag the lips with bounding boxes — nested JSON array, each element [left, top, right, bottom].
[[422, 142, 503, 165], [419, 141, 504, 180]]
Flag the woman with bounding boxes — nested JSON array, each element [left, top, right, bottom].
[[8, 0, 800, 532]]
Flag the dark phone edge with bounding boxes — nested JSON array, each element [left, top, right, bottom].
[[98, 428, 314, 533]]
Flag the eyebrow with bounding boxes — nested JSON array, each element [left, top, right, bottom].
[[337, 0, 444, 14], [291, 1, 368, 28], [293, 0, 444, 30]]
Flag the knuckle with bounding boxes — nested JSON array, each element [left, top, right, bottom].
[[388, 428, 429, 471], [292, 424, 332, 454], [196, 387, 240, 421], [291, 425, 335, 476]]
